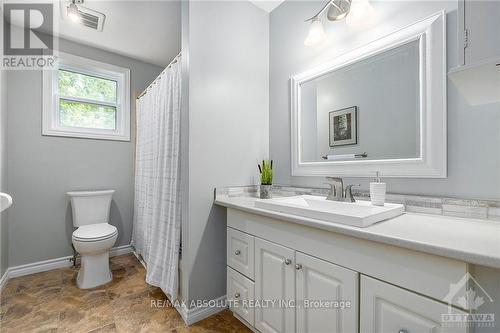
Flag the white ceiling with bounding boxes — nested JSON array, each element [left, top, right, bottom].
[[54, 0, 181, 67], [9, 0, 284, 67], [248, 0, 286, 12]]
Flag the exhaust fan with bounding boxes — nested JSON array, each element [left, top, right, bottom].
[[66, 0, 106, 32]]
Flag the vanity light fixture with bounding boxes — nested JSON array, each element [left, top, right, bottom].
[[346, 0, 375, 27], [304, 18, 328, 47], [304, 0, 375, 46], [304, 0, 352, 46]]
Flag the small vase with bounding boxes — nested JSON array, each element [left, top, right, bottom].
[[260, 184, 272, 199]]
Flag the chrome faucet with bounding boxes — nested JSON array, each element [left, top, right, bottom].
[[324, 177, 360, 202], [324, 177, 343, 201]]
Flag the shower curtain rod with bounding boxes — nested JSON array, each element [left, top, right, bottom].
[[136, 51, 182, 100]]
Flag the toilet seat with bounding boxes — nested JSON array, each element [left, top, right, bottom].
[[72, 223, 118, 242]]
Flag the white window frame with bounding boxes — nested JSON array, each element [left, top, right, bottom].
[[42, 52, 131, 141]]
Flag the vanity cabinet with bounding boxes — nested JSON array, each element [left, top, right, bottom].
[[360, 276, 467, 333], [226, 209, 470, 333], [228, 234, 359, 333], [458, 0, 500, 67]]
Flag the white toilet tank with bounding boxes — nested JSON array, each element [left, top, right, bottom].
[[66, 190, 115, 227]]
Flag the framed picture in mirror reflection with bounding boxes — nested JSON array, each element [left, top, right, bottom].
[[329, 106, 358, 147]]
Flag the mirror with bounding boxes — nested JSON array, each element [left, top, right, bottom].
[[291, 11, 446, 178], [300, 40, 421, 163]]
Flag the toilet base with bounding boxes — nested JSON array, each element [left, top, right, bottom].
[[77, 252, 113, 289]]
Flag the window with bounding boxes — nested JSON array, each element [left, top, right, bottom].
[[43, 52, 130, 141]]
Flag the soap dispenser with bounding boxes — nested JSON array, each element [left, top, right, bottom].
[[370, 171, 386, 206]]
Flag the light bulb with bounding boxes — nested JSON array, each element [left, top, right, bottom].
[[67, 3, 81, 23], [346, 0, 375, 27], [304, 19, 327, 47]]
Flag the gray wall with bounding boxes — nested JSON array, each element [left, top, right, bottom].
[[0, 68, 7, 276], [270, 0, 500, 199], [6, 38, 163, 267], [181, 0, 269, 303]]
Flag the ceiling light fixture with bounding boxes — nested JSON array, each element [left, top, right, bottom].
[[64, 0, 106, 32], [67, 0, 81, 23]]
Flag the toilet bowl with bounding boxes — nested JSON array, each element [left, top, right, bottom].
[[67, 190, 117, 289]]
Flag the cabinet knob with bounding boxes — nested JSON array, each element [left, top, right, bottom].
[[234, 293, 240, 299], [284, 259, 292, 265], [234, 249, 241, 256], [398, 330, 408, 333], [295, 264, 303, 270]]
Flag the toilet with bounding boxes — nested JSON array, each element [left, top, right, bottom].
[[67, 190, 118, 289]]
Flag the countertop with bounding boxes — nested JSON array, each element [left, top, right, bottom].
[[215, 195, 500, 269]]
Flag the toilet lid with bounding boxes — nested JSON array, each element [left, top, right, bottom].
[[73, 223, 117, 241]]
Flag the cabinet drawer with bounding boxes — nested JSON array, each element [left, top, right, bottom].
[[227, 267, 255, 327], [360, 275, 468, 333], [227, 227, 254, 279]]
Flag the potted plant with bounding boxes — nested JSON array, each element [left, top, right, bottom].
[[258, 159, 273, 199]]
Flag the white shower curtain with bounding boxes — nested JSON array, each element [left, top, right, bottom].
[[133, 57, 181, 300]]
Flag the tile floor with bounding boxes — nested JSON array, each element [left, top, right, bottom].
[[0, 254, 252, 333]]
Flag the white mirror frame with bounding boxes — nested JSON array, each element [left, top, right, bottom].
[[290, 11, 446, 178]]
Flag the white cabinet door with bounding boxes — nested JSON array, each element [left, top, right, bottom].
[[227, 267, 255, 326], [295, 252, 358, 333], [361, 275, 468, 333], [255, 238, 295, 333], [461, 0, 500, 66]]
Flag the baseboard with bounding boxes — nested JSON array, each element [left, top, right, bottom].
[[1, 244, 133, 290], [0, 269, 8, 291], [131, 249, 224, 326], [233, 312, 260, 333], [109, 244, 133, 257], [178, 295, 227, 325]]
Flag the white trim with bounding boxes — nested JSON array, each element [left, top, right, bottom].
[[178, 295, 228, 326], [109, 244, 134, 257], [0, 269, 8, 291], [132, 249, 225, 326], [290, 11, 447, 178], [0, 244, 133, 290], [42, 52, 131, 141], [8, 255, 74, 279]]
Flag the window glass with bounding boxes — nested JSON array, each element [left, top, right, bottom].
[[58, 69, 117, 103], [59, 99, 116, 130]]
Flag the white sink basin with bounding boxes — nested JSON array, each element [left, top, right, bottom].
[[254, 195, 404, 227]]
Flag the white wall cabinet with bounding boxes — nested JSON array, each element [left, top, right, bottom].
[[458, 0, 500, 67], [360, 275, 468, 333], [226, 209, 470, 333]]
